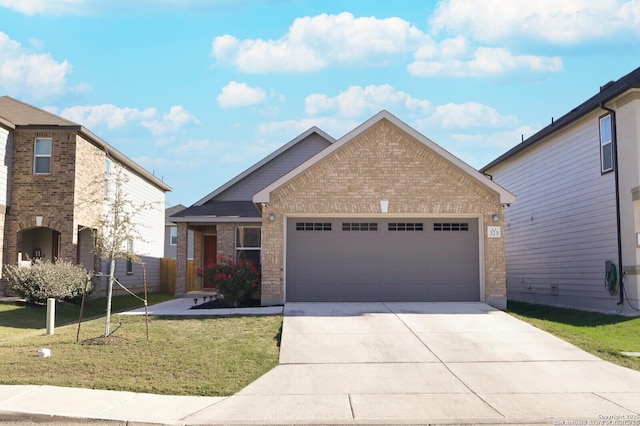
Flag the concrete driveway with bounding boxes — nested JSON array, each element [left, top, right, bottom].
[[188, 302, 640, 424]]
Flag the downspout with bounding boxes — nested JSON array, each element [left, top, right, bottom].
[[600, 103, 624, 305]]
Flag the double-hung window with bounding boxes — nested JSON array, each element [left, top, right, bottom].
[[235, 227, 261, 266], [169, 226, 178, 246], [34, 138, 52, 174], [600, 114, 614, 173], [126, 239, 134, 275]]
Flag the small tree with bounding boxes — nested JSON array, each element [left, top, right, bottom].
[[89, 162, 154, 336]]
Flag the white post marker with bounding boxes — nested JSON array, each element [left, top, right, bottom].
[[46, 298, 55, 335]]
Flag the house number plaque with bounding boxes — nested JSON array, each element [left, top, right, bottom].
[[487, 226, 501, 238]]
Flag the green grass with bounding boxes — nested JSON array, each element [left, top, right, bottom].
[[0, 293, 175, 341], [0, 295, 283, 396], [508, 301, 640, 371]]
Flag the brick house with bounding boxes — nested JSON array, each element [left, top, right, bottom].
[[173, 111, 514, 308], [0, 96, 171, 295]]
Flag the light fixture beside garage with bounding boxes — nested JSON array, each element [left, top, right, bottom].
[[268, 213, 275, 221], [380, 199, 389, 213], [491, 213, 499, 222]]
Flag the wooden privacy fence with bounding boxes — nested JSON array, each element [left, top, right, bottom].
[[160, 258, 195, 293]]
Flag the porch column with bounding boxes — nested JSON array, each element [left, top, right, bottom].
[[175, 222, 188, 296]]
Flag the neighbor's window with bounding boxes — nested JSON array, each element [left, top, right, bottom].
[[104, 158, 112, 197], [34, 138, 52, 174], [126, 239, 134, 275], [235, 226, 261, 267], [600, 114, 614, 173], [170, 226, 178, 245]]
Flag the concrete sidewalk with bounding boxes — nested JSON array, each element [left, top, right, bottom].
[[1, 301, 640, 425]]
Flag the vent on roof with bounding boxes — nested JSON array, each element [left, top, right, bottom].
[[600, 81, 615, 92]]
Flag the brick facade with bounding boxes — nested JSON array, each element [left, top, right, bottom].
[[2, 129, 103, 292], [8, 130, 103, 256], [260, 120, 508, 308]]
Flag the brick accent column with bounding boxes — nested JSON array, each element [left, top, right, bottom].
[[175, 222, 188, 296]]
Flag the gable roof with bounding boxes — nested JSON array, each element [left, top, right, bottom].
[[254, 110, 516, 205], [0, 96, 171, 192], [0, 96, 78, 127], [194, 126, 335, 205], [482, 66, 640, 172]]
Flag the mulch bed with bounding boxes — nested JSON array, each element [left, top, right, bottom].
[[190, 299, 261, 310], [82, 335, 128, 345]]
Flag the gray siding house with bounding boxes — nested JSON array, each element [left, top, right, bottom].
[[482, 67, 640, 315], [164, 204, 194, 259]]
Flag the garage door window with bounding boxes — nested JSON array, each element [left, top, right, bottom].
[[433, 222, 469, 231], [296, 222, 332, 231], [388, 222, 423, 231], [342, 222, 378, 231], [236, 227, 261, 266]]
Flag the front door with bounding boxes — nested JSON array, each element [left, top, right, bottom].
[[202, 235, 217, 288]]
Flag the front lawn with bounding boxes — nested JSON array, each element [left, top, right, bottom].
[[508, 301, 640, 371], [0, 295, 282, 396]]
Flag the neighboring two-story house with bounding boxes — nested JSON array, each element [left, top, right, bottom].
[[173, 111, 514, 308], [482, 67, 640, 315], [164, 204, 194, 259], [0, 96, 171, 296]]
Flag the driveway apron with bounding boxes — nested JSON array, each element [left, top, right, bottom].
[[187, 302, 640, 424]]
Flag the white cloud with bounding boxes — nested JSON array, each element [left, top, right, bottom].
[[425, 102, 519, 129], [61, 104, 156, 129], [0, 0, 260, 15], [60, 104, 199, 136], [211, 11, 565, 78], [305, 84, 432, 118], [0, 31, 75, 99], [217, 81, 266, 108], [142, 105, 200, 136], [409, 46, 562, 78], [257, 117, 359, 141], [449, 125, 537, 150], [430, 0, 640, 44], [211, 12, 426, 73], [170, 138, 216, 156], [0, 0, 84, 15]]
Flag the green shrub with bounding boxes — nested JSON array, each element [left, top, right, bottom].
[[5, 260, 92, 304], [196, 255, 260, 307]]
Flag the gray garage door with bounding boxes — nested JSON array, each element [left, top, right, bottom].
[[286, 218, 479, 302]]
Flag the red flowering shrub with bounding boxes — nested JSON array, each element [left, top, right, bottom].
[[197, 255, 260, 307]]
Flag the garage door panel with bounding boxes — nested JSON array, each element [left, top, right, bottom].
[[384, 283, 429, 301], [290, 283, 341, 302], [340, 283, 384, 301], [382, 263, 428, 285], [286, 218, 479, 302], [430, 283, 480, 301], [338, 263, 384, 285]]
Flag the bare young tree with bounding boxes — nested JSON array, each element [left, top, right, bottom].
[[90, 161, 154, 336]]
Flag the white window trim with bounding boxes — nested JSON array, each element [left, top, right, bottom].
[[34, 137, 52, 175], [599, 114, 614, 174], [169, 226, 178, 246], [235, 226, 261, 260]]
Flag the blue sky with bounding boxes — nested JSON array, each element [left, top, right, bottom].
[[1, 0, 639, 207]]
